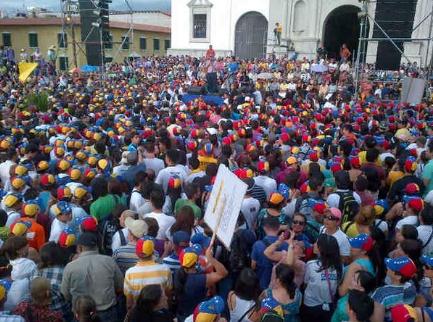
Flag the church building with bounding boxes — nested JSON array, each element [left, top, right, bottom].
[[169, 0, 432, 70]]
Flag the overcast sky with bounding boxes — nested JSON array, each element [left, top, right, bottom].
[[2, 0, 171, 13]]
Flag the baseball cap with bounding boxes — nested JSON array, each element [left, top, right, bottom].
[[404, 183, 420, 195], [349, 156, 361, 169], [190, 233, 210, 249], [57, 186, 72, 200], [11, 177, 25, 190], [74, 185, 88, 200], [3, 193, 21, 208], [14, 165, 28, 176], [40, 174, 55, 187], [260, 297, 284, 318], [286, 156, 297, 165], [349, 234, 374, 251], [58, 228, 76, 248], [125, 217, 148, 239], [168, 176, 182, 190], [404, 158, 417, 173], [374, 199, 389, 216], [136, 237, 155, 257], [313, 202, 327, 215], [385, 256, 417, 278], [0, 280, 12, 302], [127, 151, 138, 164], [421, 255, 433, 268], [407, 197, 424, 213], [77, 232, 98, 248], [57, 159, 71, 172], [179, 247, 200, 268], [257, 161, 270, 173], [173, 230, 190, 247], [21, 202, 39, 217], [390, 304, 417, 322], [10, 221, 31, 236], [69, 168, 82, 181], [269, 192, 284, 206], [193, 296, 224, 322], [327, 207, 342, 220], [80, 216, 98, 232]]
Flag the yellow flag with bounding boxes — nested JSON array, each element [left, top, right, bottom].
[[18, 62, 38, 83]]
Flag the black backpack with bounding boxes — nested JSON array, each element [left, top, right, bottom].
[[336, 191, 359, 224]]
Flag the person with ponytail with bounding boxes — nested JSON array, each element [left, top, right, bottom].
[[262, 263, 301, 322], [125, 284, 173, 322], [73, 295, 102, 322], [347, 290, 374, 322], [339, 234, 385, 297]]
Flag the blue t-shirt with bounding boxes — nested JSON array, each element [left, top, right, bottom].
[[228, 62, 239, 74], [251, 235, 288, 290], [176, 272, 207, 319]]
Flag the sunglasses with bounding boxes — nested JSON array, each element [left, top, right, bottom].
[[324, 215, 339, 221], [292, 220, 305, 226]]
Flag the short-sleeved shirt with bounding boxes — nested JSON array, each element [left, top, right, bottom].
[[90, 194, 117, 222], [174, 199, 202, 219], [175, 272, 207, 318], [251, 236, 288, 290], [319, 228, 351, 257], [113, 242, 139, 275], [124, 261, 172, 302]]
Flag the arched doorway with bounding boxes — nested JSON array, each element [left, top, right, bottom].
[[235, 12, 268, 59], [323, 5, 367, 60]]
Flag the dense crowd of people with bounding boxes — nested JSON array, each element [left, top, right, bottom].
[[0, 45, 433, 322]]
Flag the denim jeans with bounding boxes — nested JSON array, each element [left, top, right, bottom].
[[97, 305, 119, 322]]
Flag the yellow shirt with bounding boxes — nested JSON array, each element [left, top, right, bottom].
[[341, 221, 360, 238], [387, 170, 404, 188]]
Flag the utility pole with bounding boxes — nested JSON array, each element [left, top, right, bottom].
[[65, 0, 78, 68]]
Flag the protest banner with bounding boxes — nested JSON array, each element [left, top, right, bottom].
[[204, 164, 247, 248]]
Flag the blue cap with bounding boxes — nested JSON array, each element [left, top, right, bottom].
[[385, 256, 417, 278], [421, 255, 433, 267], [173, 231, 190, 246], [191, 233, 210, 248]]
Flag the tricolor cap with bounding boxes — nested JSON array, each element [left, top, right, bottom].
[[168, 176, 182, 190], [55, 201, 72, 215], [57, 159, 71, 172], [277, 183, 289, 200], [57, 186, 72, 200], [268, 192, 284, 206], [203, 143, 213, 156], [80, 216, 98, 232], [309, 151, 319, 162], [390, 304, 418, 322], [374, 199, 389, 216], [68, 168, 82, 181], [385, 256, 417, 278], [14, 165, 28, 176], [404, 158, 417, 173], [349, 156, 361, 169], [286, 156, 297, 165], [193, 296, 225, 322], [21, 202, 39, 217], [179, 247, 200, 268], [406, 197, 424, 213], [136, 236, 155, 257], [3, 193, 21, 208], [190, 233, 211, 249], [257, 161, 270, 174], [349, 234, 374, 252], [97, 159, 110, 172], [74, 185, 88, 200], [404, 183, 420, 195], [260, 297, 284, 318], [58, 227, 76, 248], [87, 156, 98, 167], [83, 168, 96, 180], [37, 161, 49, 172], [312, 202, 327, 215], [11, 176, 25, 190], [10, 220, 31, 236], [40, 174, 55, 187]]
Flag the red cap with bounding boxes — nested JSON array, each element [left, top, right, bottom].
[[404, 183, 420, 195], [408, 198, 424, 213]]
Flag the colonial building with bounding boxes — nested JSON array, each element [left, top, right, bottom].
[[169, 0, 433, 70], [0, 17, 171, 70]]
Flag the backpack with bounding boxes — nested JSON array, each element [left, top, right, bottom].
[[336, 191, 359, 224], [100, 217, 121, 256], [295, 194, 323, 217]]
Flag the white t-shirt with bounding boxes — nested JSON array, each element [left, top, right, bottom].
[[143, 158, 165, 177], [3, 278, 30, 311], [49, 219, 68, 242], [143, 211, 176, 240], [137, 201, 153, 219], [111, 227, 129, 253], [319, 227, 351, 257], [129, 189, 145, 212], [304, 259, 339, 307], [185, 171, 206, 184], [395, 216, 419, 231], [241, 197, 260, 229], [418, 225, 433, 255], [0, 160, 15, 186], [326, 190, 361, 209], [374, 219, 388, 234], [254, 176, 277, 199], [155, 164, 188, 193], [6, 210, 20, 228]]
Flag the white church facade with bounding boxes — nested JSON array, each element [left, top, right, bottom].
[[169, 0, 433, 70]]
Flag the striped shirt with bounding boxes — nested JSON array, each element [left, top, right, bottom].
[[113, 243, 139, 275], [124, 261, 172, 302], [162, 254, 180, 273]]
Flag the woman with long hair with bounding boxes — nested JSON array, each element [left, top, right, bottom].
[[166, 205, 203, 240], [338, 234, 384, 297], [163, 177, 186, 216], [125, 284, 173, 322], [341, 206, 376, 238], [228, 268, 261, 322], [263, 264, 302, 322], [73, 295, 101, 322], [302, 234, 342, 321]]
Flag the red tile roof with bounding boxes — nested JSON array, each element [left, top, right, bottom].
[[0, 17, 170, 34]]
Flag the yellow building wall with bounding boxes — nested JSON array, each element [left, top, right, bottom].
[[0, 24, 170, 69]]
